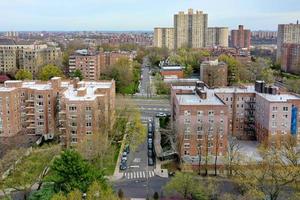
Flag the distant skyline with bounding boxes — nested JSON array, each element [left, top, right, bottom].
[[0, 0, 299, 31]]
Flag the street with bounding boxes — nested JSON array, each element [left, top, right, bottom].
[[113, 59, 171, 199]]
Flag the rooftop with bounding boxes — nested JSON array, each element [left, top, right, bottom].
[[257, 92, 300, 102]]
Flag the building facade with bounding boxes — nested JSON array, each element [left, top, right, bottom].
[[277, 22, 300, 61], [153, 28, 174, 49], [99, 51, 134, 71], [206, 27, 229, 47], [200, 60, 228, 87], [0, 77, 115, 150], [0, 44, 62, 75], [281, 43, 300, 75], [69, 49, 101, 80], [174, 9, 208, 49], [230, 25, 251, 49], [171, 81, 300, 161]]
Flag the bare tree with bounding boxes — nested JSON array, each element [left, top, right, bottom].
[[225, 136, 241, 177]]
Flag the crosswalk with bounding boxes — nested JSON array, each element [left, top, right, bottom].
[[123, 171, 155, 180], [139, 107, 170, 111]]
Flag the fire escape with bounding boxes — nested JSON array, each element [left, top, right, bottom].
[[244, 99, 256, 140]]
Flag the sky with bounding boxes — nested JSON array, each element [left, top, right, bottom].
[[0, 0, 300, 31]]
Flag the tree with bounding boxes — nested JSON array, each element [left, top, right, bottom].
[[51, 192, 67, 200], [48, 149, 106, 193], [86, 181, 118, 200], [67, 189, 82, 200], [70, 69, 84, 81], [102, 58, 141, 94], [219, 54, 240, 85], [29, 183, 55, 200], [235, 146, 300, 200], [15, 69, 33, 80], [38, 64, 64, 81], [224, 136, 241, 177], [164, 172, 207, 199]]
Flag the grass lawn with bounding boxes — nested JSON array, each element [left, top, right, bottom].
[[0, 145, 61, 190], [91, 144, 121, 176]]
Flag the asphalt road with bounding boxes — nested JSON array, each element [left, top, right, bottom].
[[113, 176, 170, 199]]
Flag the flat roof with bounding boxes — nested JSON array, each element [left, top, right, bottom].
[[176, 91, 224, 106], [161, 66, 183, 71], [257, 92, 300, 102]]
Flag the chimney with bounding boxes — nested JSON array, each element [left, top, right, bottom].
[[73, 77, 80, 89]]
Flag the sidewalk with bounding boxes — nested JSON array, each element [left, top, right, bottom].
[[108, 134, 127, 182]]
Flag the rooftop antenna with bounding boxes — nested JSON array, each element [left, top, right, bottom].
[[297, 20, 299, 25]]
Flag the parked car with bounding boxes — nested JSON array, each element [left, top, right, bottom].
[[121, 152, 127, 161], [148, 142, 153, 150], [148, 123, 153, 133], [148, 149, 153, 157], [148, 132, 153, 139], [119, 162, 127, 170], [148, 157, 154, 166], [156, 112, 167, 118], [168, 171, 175, 176], [148, 138, 153, 144]]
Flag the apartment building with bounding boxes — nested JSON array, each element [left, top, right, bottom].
[[171, 82, 229, 160], [280, 43, 300, 75], [0, 43, 62, 75], [277, 22, 300, 61], [69, 49, 101, 80], [153, 28, 174, 50], [174, 9, 208, 49], [206, 27, 229, 47], [99, 51, 134, 71], [200, 60, 228, 87], [171, 81, 300, 161], [0, 77, 115, 150], [230, 25, 251, 49]]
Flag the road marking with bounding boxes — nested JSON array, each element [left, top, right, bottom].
[[123, 171, 155, 180], [130, 165, 140, 168]]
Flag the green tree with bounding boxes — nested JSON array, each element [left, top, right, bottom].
[[219, 54, 240, 85], [38, 64, 64, 81], [102, 58, 141, 94], [51, 192, 67, 200], [86, 181, 118, 200], [48, 149, 106, 193], [164, 172, 208, 200], [67, 189, 82, 200], [70, 69, 84, 81], [153, 192, 159, 200], [260, 68, 275, 84], [29, 183, 55, 200], [15, 69, 33, 80]]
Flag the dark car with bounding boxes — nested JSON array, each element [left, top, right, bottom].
[[148, 149, 153, 157], [148, 157, 154, 166], [119, 162, 127, 170], [148, 142, 153, 150], [148, 123, 153, 133], [148, 132, 153, 139]]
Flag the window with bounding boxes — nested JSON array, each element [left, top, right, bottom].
[[184, 110, 191, 116], [272, 121, 276, 128], [184, 143, 190, 149], [38, 121, 44, 126], [272, 114, 275, 119], [71, 137, 78, 143], [283, 107, 288, 112], [184, 134, 190, 140], [86, 131, 92, 135], [86, 122, 92, 127], [69, 106, 77, 111], [184, 118, 191, 124], [208, 110, 214, 116], [86, 107, 92, 111]]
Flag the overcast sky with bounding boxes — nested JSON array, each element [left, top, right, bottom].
[[0, 0, 299, 31]]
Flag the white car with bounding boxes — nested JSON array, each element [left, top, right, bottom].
[[156, 112, 167, 117]]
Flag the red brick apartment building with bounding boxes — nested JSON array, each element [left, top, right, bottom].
[[171, 81, 300, 162], [230, 25, 251, 49], [0, 77, 115, 149]]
